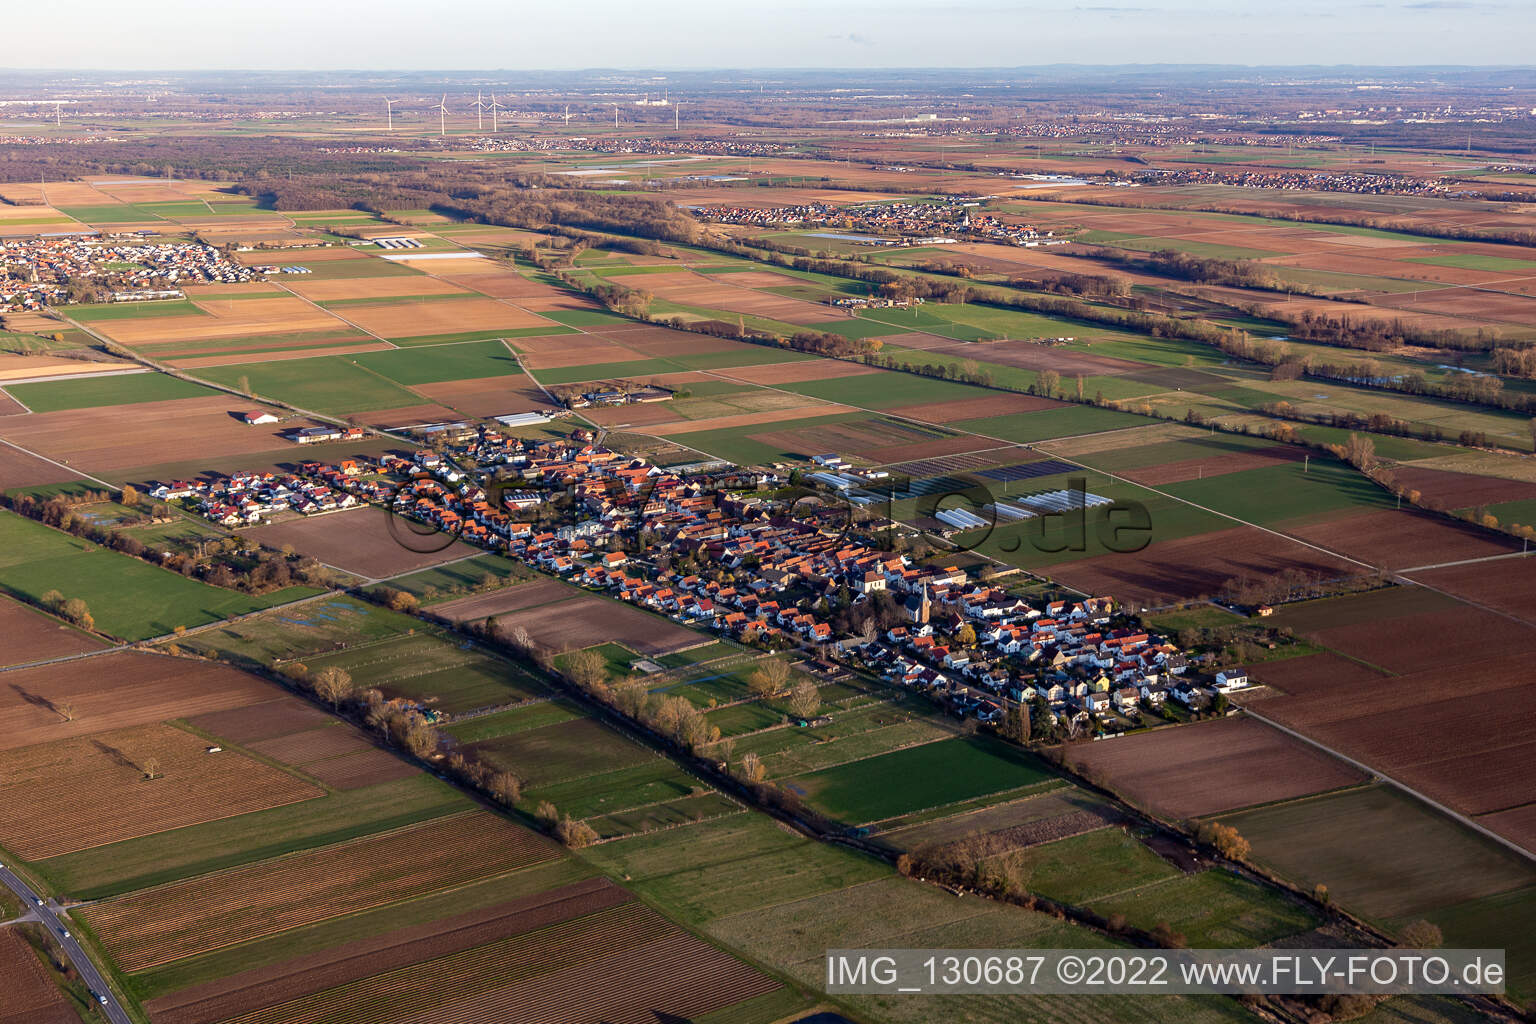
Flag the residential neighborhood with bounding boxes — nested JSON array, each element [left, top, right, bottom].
[[694, 198, 1059, 247], [1, 234, 274, 310], [171, 426, 1243, 741]]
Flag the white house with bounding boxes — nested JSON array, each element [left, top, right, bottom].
[[1214, 670, 1249, 693]]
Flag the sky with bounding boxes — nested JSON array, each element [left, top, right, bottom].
[[6, 0, 1532, 69]]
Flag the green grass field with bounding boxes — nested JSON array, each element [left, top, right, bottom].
[[198, 356, 424, 415], [541, 309, 637, 327], [1160, 458, 1393, 525], [1076, 230, 1282, 261], [57, 204, 164, 224], [576, 812, 888, 928], [993, 827, 1179, 904], [171, 596, 421, 665], [1418, 886, 1536, 1002], [351, 339, 523, 385], [0, 511, 319, 640], [956, 405, 1157, 443], [524, 760, 704, 821], [466, 716, 656, 787], [375, 554, 535, 602], [389, 325, 577, 346], [789, 735, 1055, 824], [442, 700, 583, 744], [6, 372, 219, 412], [1086, 869, 1321, 948], [302, 632, 549, 713], [1067, 432, 1277, 472], [779, 369, 1002, 410], [68, 300, 205, 321], [1406, 253, 1536, 273]]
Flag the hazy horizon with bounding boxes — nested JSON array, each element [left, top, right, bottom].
[[7, 0, 1533, 72]]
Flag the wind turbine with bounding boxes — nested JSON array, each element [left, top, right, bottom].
[[489, 92, 502, 133], [674, 101, 681, 132], [384, 98, 396, 132], [474, 90, 486, 131], [434, 94, 449, 137], [612, 103, 619, 128], [563, 103, 570, 127], [54, 101, 61, 127]]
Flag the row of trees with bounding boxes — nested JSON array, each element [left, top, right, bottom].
[[0, 490, 332, 596]]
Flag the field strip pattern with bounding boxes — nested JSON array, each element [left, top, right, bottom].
[[82, 811, 556, 971], [144, 877, 631, 1024], [213, 900, 776, 1024]]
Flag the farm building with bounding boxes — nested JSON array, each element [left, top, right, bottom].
[[241, 410, 279, 425], [288, 426, 344, 445]]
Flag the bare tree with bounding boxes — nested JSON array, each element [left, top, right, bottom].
[[52, 700, 76, 723], [1398, 920, 1444, 950], [140, 756, 161, 780], [748, 658, 790, 698], [739, 751, 767, 784], [401, 719, 439, 760], [312, 666, 354, 710], [507, 624, 533, 652], [555, 815, 599, 849], [788, 679, 821, 720], [487, 771, 522, 807], [565, 649, 609, 692]]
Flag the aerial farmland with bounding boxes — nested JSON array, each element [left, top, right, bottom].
[[0, 50, 1533, 1024]]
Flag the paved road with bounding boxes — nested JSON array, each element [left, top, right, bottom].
[[0, 863, 128, 1023]]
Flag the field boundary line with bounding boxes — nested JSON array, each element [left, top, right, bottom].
[[1237, 708, 1536, 866], [84, 807, 494, 903], [1080, 868, 1199, 909], [1190, 780, 1381, 822], [861, 778, 1070, 834], [0, 434, 117, 490], [270, 280, 398, 348], [0, 384, 32, 413]]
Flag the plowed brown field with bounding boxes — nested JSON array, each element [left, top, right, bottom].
[[1044, 526, 1357, 604], [247, 509, 482, 580], [0, 723, 321, 859], [1062, 716, 1366, 820], [85, 812, 557, 971], [0, 595, 107, 668], [145, 879, 633, 1024], [0, 929, 77, 1024], [0, 396, 319, 474], [0, 652, 281, 750]]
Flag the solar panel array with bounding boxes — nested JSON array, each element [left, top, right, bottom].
[[993, 488, 1114, 520], [977, 459, 1078, 483]]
